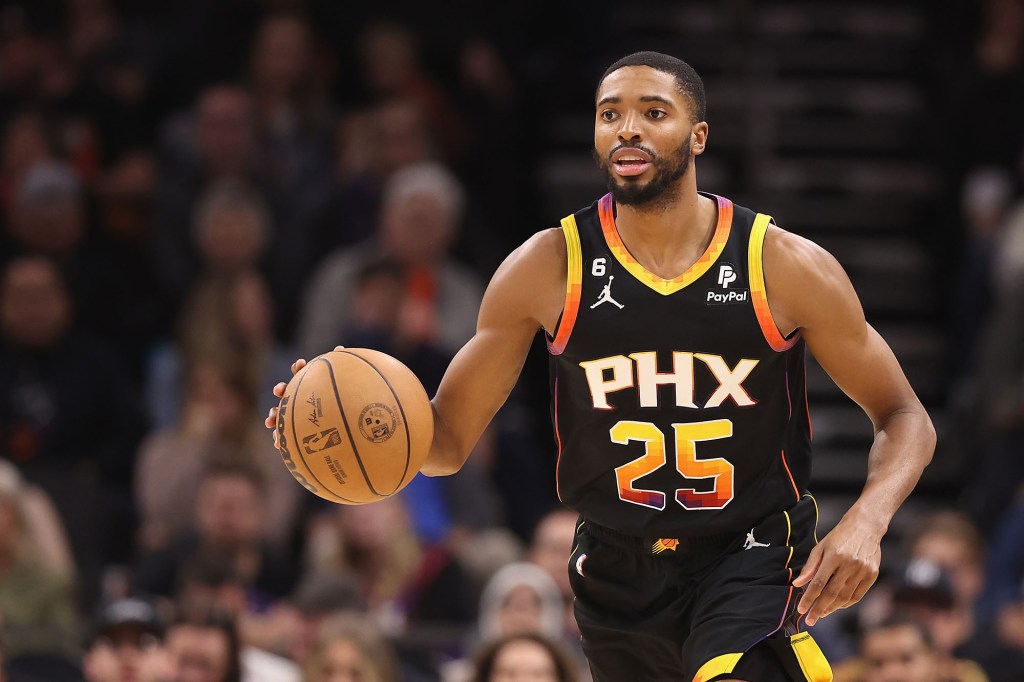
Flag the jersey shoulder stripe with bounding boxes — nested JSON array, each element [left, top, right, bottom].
[[748, 213, 801, 352], [548, 214, 584, 355]]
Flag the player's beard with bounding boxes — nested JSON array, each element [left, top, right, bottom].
[[596, 136, 691, 210]]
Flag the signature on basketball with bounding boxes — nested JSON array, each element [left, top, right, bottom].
[[306, 393, 323, 427]]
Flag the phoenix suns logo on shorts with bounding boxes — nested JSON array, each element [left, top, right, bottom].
[[359, 403, 398, 443]]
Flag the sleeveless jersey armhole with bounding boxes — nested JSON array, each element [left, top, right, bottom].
[[748, 214, 802, 352], [547, 215, 584, 355]]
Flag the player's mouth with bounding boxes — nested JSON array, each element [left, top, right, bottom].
[[611, 147, 653, 177]]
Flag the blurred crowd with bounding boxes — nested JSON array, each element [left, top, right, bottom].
[[0, 0, 1023, 681]]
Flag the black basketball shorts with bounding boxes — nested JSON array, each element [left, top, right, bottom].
[[568, 494, 832, 682]]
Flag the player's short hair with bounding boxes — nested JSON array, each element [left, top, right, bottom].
[[599, 51, 706, 123]]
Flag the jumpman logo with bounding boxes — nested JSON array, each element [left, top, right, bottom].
[[743, 529, 770, 550], [591, 276, 625, 310]]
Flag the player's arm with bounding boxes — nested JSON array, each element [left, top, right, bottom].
[[421, 228, 567, 475], [762, 226, 936, 626]]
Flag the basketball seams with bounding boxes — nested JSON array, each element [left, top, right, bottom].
[[337, 349, 413, 494], [321, 357, 385, 498], [289, 364, 358, 504]]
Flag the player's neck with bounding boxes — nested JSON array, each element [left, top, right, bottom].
[[613, 180, 716, 279]]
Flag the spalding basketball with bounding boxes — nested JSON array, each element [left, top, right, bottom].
[[275, 348, 433, 505]]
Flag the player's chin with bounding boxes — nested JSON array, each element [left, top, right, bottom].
[[612, 172, 647, 185]]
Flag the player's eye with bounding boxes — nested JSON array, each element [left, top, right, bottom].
[[600, 110, 618, 121], [648, 109, 667, 119]]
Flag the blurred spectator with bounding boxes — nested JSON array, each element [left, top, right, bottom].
[[150, 85, 261, 310], [247, 11, 332, 199], [0, 255, 141, 591], [134, 461, 298, 604], [283, 571, 366, 666], [82, 597, 172, 682], [136, 362, 300, 551], [322, 98, 434, 251], [302, 613, 400, 682], [190, 176, 270, 276], [5, 159, 160, 372], [470, 633, 578, 682], [148, 268, 292, 431], [61, 0, 159, 165], [862, 558, 987, 681], [299, 161, 483, 359], [0, 461, 78, 664], [962, 586, 1024, 682], [165, 609, 242, 682], [833, 616, 987, 682], [524, 508, 582, 663], [64, 0, 121, 73], [961, 194, 1024, 530], [977, 499, 1024, 622], [146, 175, 291, 416], [527, 509, 576, 611], [174, 551, 302, 682], [476, 563, 564, 644], [908, 511, 986, 613], [345, 258, 450, 390], [0, 112, 53, 212], [450, 529, 524, 599], [964, 0, 1024, 170], [0, 5, 43, 110], [94, 149, 157, 244], [891, 559, 963, 643], [5, 160, 84, 262], [452, 38, 530, 274], [303, 494, 476, 639], [355, 23, 468, 162], [246, 11, 335, 334], [442, 562, 566, 682], [948, 167, 1016, 374]]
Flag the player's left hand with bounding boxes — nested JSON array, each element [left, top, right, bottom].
[[791, 512, 883, 626]]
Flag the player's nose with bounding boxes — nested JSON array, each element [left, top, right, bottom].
[[617, 110, 642, 142]]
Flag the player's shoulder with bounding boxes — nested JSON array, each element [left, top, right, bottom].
[[761, 221, 861, 331], [495, 227, 567, 282], [762, 222, 846, 284], [481, 227, 567, 331]]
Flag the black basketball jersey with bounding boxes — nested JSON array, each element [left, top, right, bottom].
[[547, 192, 812, 537]]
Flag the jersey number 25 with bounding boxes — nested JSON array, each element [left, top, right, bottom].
[[611, 419, 734, 511]]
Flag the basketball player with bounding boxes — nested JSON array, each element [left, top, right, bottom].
[[267, 52, 935, 681]]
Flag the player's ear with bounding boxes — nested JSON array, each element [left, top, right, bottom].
[[691, 121, 709, 156]]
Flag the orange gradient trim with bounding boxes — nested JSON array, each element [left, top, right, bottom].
[[748, 213, 801, 351], [548, 214, 583, 355], [598, 193, 732, 295], [805, 372, 813, 441], [780, 449, 800, 502]]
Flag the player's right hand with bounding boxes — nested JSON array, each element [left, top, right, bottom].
[[265, 357, 306, 448], [265, 347, 345, 448]]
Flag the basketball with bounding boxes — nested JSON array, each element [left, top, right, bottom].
[[274, 348, 433, 505]]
